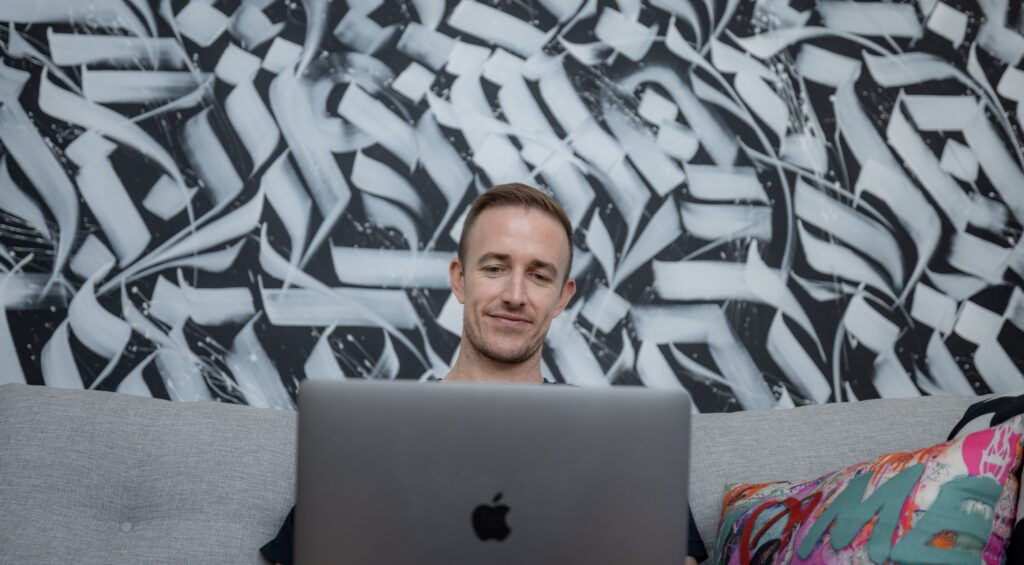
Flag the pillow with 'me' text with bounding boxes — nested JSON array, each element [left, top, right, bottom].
[[713, 415, 1024, 564]]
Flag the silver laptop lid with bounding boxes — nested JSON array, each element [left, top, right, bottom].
[[297, 379, 691, 565]]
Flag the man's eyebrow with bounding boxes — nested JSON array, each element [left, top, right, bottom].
[[476, 252, 511, 264]]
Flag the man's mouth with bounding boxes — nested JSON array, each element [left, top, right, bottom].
[[489, 314, 530, 327]]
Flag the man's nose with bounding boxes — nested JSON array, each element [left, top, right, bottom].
[[501, 272, 527, 307]]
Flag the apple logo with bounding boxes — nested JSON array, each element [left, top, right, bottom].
[[472, 492, 511, 541]]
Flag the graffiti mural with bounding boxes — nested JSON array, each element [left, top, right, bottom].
[[0, 0, 1022, 412]]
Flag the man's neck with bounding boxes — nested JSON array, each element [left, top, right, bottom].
[[443, 346, 544, 384]]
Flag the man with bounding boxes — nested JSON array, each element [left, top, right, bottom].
[[261, 183, 707, 564]]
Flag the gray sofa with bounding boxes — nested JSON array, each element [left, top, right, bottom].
[[0, 383, 982, 563]]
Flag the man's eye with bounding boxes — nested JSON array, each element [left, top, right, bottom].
[[532, 273, 552, 283], [484, 266, 502, 273]]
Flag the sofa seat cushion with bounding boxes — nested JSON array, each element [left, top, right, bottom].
[[713, 414, 1024, 564], [0, 384, 297, 564]]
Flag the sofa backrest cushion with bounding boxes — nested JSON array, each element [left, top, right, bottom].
[[688, 394, 983, 552], [0, 384, 297, 564]]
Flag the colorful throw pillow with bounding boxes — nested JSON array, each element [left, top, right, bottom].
[[713, 415, 1024, 565], [948, 394, 1024, 563]]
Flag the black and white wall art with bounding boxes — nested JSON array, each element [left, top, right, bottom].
[[1, 0, 1023, 412]]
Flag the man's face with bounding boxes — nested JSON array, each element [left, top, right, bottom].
[[451, 206, 576, 366]]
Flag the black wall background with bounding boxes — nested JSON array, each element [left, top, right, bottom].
[[1, 0, 1023, 412]]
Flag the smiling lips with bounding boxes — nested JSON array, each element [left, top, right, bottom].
[[489, 313, 530, 328]]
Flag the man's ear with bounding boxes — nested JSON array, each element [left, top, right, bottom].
[[450, 258, 466, 304], [553, 276, 576, 317]]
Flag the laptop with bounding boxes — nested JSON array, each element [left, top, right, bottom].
[[296, 379, 692, 564]]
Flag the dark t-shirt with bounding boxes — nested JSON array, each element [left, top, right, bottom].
[[262, 379, 708, 563]]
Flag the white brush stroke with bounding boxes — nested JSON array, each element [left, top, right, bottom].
[[711, 39, 776, 82], [214, 43, 262, 87], [948, 232, 1011, 283], [333, 9, 394, 53], [680, 200, 772, 241], [415, 111, 472, 204], [780, 133, 828, 174], [230, 3, 285, 49], [886, 103, 971, 231], [338, 85, 418, 171], [940, 139, 980, 182], [226, 315, 295, 409], [546, 303, 610, 386], [40, 322, 83, 389], [0, 156, 50, 240], [843, 294, 899, 353], [225, 80, 280, 173], [901, 95, 978, 131], [446, 41, 491, 76], [392, 62, 435, 102], [68, 264, 131, 359], [594, 7, 657, 61], [962, 105, 1024, 224], [66, 131, 151, 261], [268, 69, 351, 263], [797, 222, 895, 299], [181, 107, 243, 205], [149, 276, 189, 328], [873, 353, 921, 398], [978, 24, 1024, 66], [684, 165, 769, 203], [70, 236, 115, 280], [614, 197, 681, 287], [175, 2, 229, 47], [734, 72, 788, 140], [261, 287, 421, 330], [910, 283, 958, 336], [482, 48, 524, 86], [396, 22, 455, 71], [0, 66, 78, 286], [82, 69, 210, 104], [304, 327, 347, 380], [447, 1, 548, 57], [116, 353, 155, 398], [603, 100, 686, 196], [636, 341, 685, 391], [967, 192, 1009, 233], [795, 44, 861, 88], [351, 151, 426, 218], [143, 175, 196, 222], [262, 153, 311, 279], [47, 30, 187, 69], [767, 312, 831, 403], [657, 121, 700, 162], [363, 193, 421, 250], [818, 1, 922, 38], [921, 334, 975, 396], [580, 283, 631, 334], [330, 247, 451, 288], [794, 178, 904, 288], [585, 213, 616, 282], [622, 65, 738, 166], [37, 68, 186, 189], [1, 0, 148, 36], [176, 271, 255, 326], [262, 37, 303, 74], [926, 2, 968, 47]]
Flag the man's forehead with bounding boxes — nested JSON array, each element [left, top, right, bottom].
[[465, 206, 570, 264]]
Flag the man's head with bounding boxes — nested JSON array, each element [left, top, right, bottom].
[[451, 183, 576, 366]]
